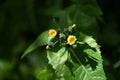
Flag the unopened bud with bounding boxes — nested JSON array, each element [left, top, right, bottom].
[[46, 45, 50, 49], [72, 24, 76, 28]]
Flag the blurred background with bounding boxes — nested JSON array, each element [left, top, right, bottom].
[[0, 0, 120, 80]]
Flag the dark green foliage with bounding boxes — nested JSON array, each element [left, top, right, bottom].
[[0, 0, 120, 80]]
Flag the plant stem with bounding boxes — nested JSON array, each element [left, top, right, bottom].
[[69, 47, 81, 64]]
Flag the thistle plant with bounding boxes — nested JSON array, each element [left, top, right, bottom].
[[22, 24, 106, 80]]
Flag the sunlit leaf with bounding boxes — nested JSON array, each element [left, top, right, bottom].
[[78, 32, 99, 48], [55, 64, 74, 80], [84, 49, 101, 61], [73, 32, 106, 80], [22, 30, 51, 58], [47, 47, 68, 69], [73, 62, 106, 80]]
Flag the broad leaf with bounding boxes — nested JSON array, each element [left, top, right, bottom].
[[84, 49, 101, 61], [37, 65, 55, 80], [22, 30, 51, 58], [79, 32, 102, 61], [55, 64, 74, 80], [78, 32, 100, 48], [47, 47, 69, 69], [73, 62, 106, 80], [73, 32, 106, 80], [47, 47, 75, 79]]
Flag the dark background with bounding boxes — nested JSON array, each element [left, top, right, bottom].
[[0, 0, 120, 80]]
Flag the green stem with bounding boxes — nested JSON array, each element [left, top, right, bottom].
[[53, 41, 58, 45], [69, 47, 93, 78], [76, 41, 84, 44], [69, 47, 81, 64]]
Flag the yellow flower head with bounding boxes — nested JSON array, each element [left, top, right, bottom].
[[49, 29, 57, 37], [67, 35, 77, 45]]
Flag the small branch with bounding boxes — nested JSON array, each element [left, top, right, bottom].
[[69, 47, 81, 65]]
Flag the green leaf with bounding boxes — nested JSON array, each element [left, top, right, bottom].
[[78, 32, 101, 60], [47, 47, 69, 69], [37, 65, 55, 80], [47, 47, 75, 80], [46, 32, 106, 80], [78, 32, 100, 48], [73, 32, 106, 80], [71, 48, 106, 80], [21, 30, 51, 58], [84, 49, 101, 61], [55, 64, 74, 80], [73, 62, 106, 80]]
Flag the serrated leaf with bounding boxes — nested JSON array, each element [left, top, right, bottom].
[[21, 30, 51, 58], [73, 63, 106, 80], [55, 64, 74, 80], [84, 49, 101, 61], [72, 49, 106, 80], [73, 32, 106, 80], [79, 32, 99, 48], [47, 47, 68, 69], [79, 32, 102, 61]]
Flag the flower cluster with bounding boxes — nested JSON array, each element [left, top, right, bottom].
[[48, 24, 77, 46]]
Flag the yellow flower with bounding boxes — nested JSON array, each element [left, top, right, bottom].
[[49, 29, 57, 37], [67, 35, 77, 45]]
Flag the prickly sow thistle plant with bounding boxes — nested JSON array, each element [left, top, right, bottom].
[[22, 24, 106, 80]]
